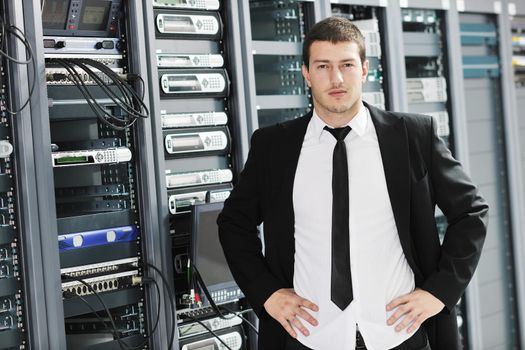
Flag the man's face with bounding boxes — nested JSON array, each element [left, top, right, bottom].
[[302, 41, 368, 118]]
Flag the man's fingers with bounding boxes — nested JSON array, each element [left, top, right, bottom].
[[280, 318, 297, 338], [296, 308, 318, 327], [386, 294, 410, 311], [387, 305, 410, 325], [407, 314, 427, 333], [290, 317, 310, 337], [301, 299, 319, 312], [395, 311, 418, 332]]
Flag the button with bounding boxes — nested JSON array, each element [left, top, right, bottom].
[[102, 40, 115, 49], [43, 39, 56, 48]]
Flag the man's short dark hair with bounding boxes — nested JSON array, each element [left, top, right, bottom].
[[303, 16, 366, 69]]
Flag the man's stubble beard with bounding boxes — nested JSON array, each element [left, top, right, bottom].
[[313, 95, 356, 116]]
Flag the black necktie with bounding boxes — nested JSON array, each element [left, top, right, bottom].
[[324, 125, 353, 310]]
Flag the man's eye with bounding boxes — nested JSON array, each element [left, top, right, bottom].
[[318, 65, 328, 69]]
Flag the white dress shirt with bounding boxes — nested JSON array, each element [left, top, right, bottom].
[[292, 103, 416, 350]]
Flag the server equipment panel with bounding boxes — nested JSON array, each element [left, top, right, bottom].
[[248, 0, 313, 128], [402, 8, 452, 148], [41, 0, 154, 347]]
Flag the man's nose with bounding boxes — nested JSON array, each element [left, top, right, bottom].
[[330, 68, 344, 84]]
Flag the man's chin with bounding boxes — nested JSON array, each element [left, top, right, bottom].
[[325, 105, 352, 114]]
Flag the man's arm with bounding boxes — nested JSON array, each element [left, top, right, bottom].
[[386, 116, 489, 333], [217, 129, 283, 316], [421, 116, 489, 311]]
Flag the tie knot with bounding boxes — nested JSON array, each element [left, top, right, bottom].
[[324, 125, 351, 141]]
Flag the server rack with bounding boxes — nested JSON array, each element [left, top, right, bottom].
[[141, 0, 251, 349], [41, 0, 154, 347], [15, 0, 168, 348], [459, 9, 521, 350], [0, 3, 32, 349]]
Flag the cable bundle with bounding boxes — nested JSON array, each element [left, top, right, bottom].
[[49, 58, 149, 130]]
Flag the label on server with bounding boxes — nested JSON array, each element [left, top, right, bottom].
[[160, 72, 226, 95], [157, 53, 224, 68], [153, 0, 220, 10], [52, 147, 132, 167], [156, 13, 219, 35], [161, 111, 228, 128], [165, 169, 233, 188], [165, 131, 228, 154]]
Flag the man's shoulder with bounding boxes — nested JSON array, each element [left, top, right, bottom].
[[252, 113, 312, 141], [388, 110, 433, 129]]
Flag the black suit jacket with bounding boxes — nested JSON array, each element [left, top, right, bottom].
[[218, 102, 489, 350]]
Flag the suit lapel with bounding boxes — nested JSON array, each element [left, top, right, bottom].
[[366, 102, 421, 278], [274, 112, 312, 283], [279, 111, 312, 229]]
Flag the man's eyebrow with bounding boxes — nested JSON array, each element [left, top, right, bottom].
[[312, 58, 357, 63]]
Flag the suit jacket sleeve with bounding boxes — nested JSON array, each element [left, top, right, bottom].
[[422, 117, 489, 312], [217, 129, 284, 316]]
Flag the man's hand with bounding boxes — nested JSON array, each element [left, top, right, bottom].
[[386, 288, 445, 333], [263, 288, 319, 338]]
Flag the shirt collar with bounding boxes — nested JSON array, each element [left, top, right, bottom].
[[311, 102, 368, 141]]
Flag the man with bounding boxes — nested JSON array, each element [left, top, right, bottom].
[[218, 17, 488, 350]]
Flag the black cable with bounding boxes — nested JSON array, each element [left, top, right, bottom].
[[63, 275, 158, 350], [218, 305, 258, 334], [191, 262, 258, 334], [76, 58, 148, 118], [47, 57, 148, 130], [181, 313, 233, 350], [0, 15, 36, 114], [61, 275, 126, 350], [143, 263, 176, 350], [63, 290, 111, 331], [53, 59, 132, 130]]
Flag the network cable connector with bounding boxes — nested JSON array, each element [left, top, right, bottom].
[[52, 147, 132, 167]]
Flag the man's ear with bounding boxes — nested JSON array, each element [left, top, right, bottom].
[[361, 59, 369, 83], [302, 64, 312, 88]]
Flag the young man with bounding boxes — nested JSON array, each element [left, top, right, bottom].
[[218, 17, 488, 350]]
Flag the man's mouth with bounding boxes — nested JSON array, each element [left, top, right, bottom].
[[328, 89, 347, 97]]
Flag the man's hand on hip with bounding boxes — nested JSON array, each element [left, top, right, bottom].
[[263, 288, 319, 338], [386, 288, 445, 333]]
